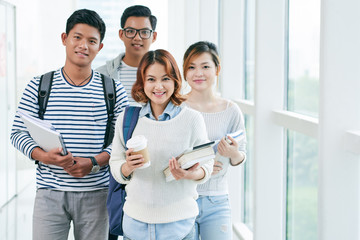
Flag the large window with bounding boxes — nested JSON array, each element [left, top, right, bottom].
[[243, 115, 254, 230], [244, 0, 255, 101], [286, 130, 318, 239], [286, 0, 320, 239], [287, 0, 320, 117]]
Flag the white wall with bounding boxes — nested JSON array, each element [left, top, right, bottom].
[[0, 0, 17, 208]]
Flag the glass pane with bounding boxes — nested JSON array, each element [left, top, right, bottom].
[[244, 0, 255, 101], [243, 115, 254, 230], [287, 0, 320, 117], [286, 130, 318, 240]]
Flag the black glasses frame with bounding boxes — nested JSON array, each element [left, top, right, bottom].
[[122, 28, 153, 39]]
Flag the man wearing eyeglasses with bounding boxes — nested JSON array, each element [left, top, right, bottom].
[[96, 5, 157, 240], [97, 5, 157, 104]]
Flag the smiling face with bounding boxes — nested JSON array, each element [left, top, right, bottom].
[[185, 52, 219, 92], [62, 23, 103, 68], [120, 16, 157, 60], [144, 62, 175, 113]]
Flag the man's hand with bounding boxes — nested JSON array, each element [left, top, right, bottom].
[[64, 157, 93, 178], [32, 147, 74, 169]]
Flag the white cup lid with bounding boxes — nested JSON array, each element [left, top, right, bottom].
[[126, 135, 147, 151]]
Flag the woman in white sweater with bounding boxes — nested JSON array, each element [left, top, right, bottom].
[[109, 49, 213, 240], [183, 41, 247, 240]]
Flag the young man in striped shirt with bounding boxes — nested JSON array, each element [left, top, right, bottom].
[[10, 9, 128, 240], [96, 5, 157, 105]]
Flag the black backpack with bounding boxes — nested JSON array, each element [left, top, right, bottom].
[[38, 71, 116, 150]]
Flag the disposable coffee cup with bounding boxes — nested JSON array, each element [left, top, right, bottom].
[[126, 135, 151, 169]]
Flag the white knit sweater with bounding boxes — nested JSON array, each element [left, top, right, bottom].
[[109, 106, 214, 223], [194, 101, 247, 196]]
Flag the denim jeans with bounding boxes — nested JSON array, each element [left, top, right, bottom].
[[122, 213, 195, 240], [195, 195, 232, 240], [123, 226, 195, 240]]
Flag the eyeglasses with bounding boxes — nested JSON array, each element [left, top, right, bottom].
[[122, 28, 153, 39]]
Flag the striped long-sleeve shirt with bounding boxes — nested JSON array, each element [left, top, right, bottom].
[[10, 68, 129, 191]]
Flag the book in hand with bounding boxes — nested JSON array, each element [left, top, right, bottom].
[[213, 129, 246, 161], [163, 141, 215, 182], [18, 110, 67, 155], [213, 129, 245, 147]]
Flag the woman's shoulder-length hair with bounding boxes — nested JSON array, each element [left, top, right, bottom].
[[132, 49, 186, 105]]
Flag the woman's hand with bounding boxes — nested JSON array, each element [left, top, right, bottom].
[[218, 136, 246, 166], [121, 148, 145, 177], [217, 136, 239, 158], [169, 157, 205, 181]]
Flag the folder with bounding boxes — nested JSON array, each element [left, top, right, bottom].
[[18, 110, 67, 155]]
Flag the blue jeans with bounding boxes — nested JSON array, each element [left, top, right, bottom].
[[123, 227, 194, 240], [122, 213, 195, 240], [195, 195, 232, 240]]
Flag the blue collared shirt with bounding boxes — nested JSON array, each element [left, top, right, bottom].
[[139, 101, 183, 121]]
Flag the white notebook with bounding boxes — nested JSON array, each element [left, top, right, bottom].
[[18, 110, 67, 155]]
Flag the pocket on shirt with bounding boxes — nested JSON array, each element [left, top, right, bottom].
[[91, 100, 108, 123]]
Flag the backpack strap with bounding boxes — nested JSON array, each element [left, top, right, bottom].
[[101, 74, 116, 149], [38, 71, 55, 120], [122, 106, 141, 145], [35, 71, 55, 164]]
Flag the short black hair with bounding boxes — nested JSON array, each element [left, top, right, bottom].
[[121, 5, 157, 30], [66, 9, 106, 43]]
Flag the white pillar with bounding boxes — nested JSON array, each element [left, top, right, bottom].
[[319, 0, 360, 239], [253, 0, 286, 239]]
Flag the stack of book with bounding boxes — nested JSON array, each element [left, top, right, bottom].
[[163, 141, 215, 182]]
